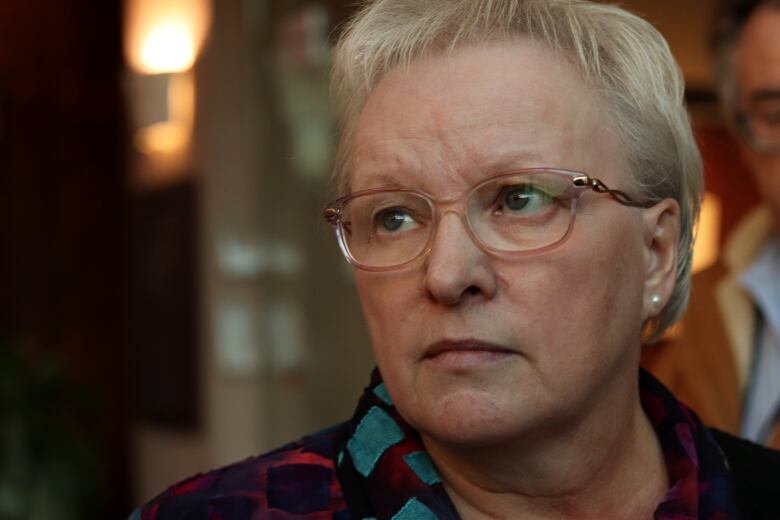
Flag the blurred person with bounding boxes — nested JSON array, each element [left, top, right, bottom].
[[643, 0, 780, 450], [132, 1, 780, 518]]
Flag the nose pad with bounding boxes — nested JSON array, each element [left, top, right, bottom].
[[424, 210, 497, 304]]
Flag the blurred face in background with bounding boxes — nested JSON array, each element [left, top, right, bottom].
[[348, 40, 673, 448], [736, 5, 780, 224]]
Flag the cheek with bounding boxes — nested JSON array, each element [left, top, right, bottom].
[[357, 271, 410, 325], [513, 220, 646, 367], [355, 270, 432, 415], [582, 226, 645, 336], [354, 271, 419, 364]]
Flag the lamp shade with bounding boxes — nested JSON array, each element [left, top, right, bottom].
[[125, 0, 211, 74]]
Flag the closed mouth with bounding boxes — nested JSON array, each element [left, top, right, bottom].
[[423, 339, 516, 359]]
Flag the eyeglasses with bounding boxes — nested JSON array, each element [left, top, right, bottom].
[[737, 113, 780, 154], [323, 168, 649, 272], [737, 95, 780, 154]]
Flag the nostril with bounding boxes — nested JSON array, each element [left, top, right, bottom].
[[465, 285, 480, 296]]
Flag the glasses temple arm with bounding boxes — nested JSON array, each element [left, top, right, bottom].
[[573, 176, 648, 208]]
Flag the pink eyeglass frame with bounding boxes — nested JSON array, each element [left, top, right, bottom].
[[323, 167, 649, 272]]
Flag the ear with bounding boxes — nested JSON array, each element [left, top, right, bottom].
[[641, 198, 681, 322]]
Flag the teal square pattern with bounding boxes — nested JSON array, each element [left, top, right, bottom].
[[372, 383, 394, 405], [403, 451, 441, 485], [391, 498, 438, 520], [347, 406, 405, 477]]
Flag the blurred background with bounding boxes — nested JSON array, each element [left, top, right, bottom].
[[0, 0, 760, 518]]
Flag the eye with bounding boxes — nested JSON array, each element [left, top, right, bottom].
[[376, 208, 417, 232], [756, 109, 780, 126], [504, 186, 532, 210], [497, 184, 552, 215]]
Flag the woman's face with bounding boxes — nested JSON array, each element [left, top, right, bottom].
[[349, 41, 670, 447]]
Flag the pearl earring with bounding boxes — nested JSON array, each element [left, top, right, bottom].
[[650, 294, 662, 307]]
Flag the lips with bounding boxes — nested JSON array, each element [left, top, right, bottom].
[[422, 339, 516, 359]]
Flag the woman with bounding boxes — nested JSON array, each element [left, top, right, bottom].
[[133, 0, 780, 518]]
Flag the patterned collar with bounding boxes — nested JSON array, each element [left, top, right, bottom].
[[336, 369, 740, 519]]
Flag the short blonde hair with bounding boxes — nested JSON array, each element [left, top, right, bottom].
[[330, 0, 702, 341]]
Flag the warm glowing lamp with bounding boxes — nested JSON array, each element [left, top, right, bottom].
[[124, 0, 211, 173], [138, 20, 197, 74], [125, 0, 210, 75]]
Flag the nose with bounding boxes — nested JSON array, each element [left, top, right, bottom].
[[423, 211, 498, 305]]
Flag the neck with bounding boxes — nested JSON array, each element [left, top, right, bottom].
[[422, 374, 668, 519]]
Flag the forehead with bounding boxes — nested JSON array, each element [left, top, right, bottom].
[[737, 7, 780, 93], [348, 40, 628, 193]]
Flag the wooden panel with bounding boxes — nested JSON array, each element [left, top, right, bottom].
[[0, 0, 129, 517]]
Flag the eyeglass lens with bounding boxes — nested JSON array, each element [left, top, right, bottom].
[[339, 171, 575, 268], [743, 94, 780, 152]]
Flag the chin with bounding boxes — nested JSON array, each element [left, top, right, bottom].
[[403, 387, 537, 448]]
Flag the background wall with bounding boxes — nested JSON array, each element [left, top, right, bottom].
[[626, 0, 718, 89], [0, 1, 127, 518], [129, 0, 376, 505]]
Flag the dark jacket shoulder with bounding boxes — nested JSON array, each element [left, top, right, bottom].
[[710, 428, 780, 519], [131, 422, 350, 519]]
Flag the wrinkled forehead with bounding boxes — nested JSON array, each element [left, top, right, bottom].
[[348, 40, 628, 194]]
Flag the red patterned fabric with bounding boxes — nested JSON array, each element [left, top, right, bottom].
[[131, 369, 740, 519]]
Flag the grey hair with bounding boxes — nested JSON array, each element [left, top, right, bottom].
[[330, 0, 702, 342], [713, 0, 780, 127]]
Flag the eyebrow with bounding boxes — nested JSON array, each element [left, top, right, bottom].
[[482, 151, 549, 172], [748, 89, 780, 104], [351, 172, 410, 192]]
